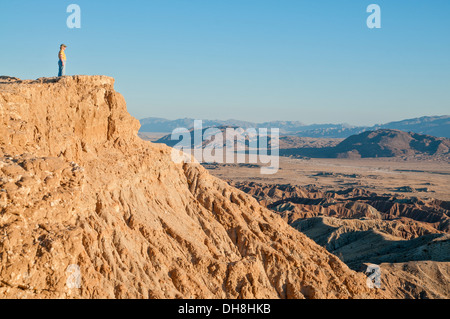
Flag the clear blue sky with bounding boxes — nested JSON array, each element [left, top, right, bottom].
[[1, 0, 449, 126]]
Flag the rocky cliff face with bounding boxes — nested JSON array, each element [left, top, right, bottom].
[[0, 76, 386, 299]]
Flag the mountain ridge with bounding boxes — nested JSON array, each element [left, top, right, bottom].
[[139, 115, 450, 138]]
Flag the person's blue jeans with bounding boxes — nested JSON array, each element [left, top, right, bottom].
[[58, 60, 66, 77]]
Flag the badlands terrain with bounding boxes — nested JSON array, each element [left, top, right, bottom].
[[0, 75, 448, 299], [202, 158, 450, 299], [0, 75, 391, 299], [204, 156, 450, 201], [140, 119, 450, 299]]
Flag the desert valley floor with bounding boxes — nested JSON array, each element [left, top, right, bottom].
[[204, 157, 450, 201]]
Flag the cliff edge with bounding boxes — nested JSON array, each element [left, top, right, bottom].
[[0, 76, 386, 299]]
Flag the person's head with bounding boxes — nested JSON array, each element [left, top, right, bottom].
[[60, 44, 67, 50]]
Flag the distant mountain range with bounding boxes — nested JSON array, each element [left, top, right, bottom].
[[139, 115, 450, 138], [152, 126, 450, 160]]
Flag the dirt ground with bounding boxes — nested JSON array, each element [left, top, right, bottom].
[[204, 157, 450, 201]]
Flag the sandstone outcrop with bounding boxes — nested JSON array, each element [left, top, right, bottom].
[[0, 76, 385, 299]]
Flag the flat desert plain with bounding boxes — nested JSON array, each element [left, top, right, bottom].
[[204, 157, 450, 201]]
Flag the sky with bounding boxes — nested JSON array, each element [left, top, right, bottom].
[[0, 0, 449, 126]]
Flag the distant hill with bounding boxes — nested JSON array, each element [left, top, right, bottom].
[[282, 129, 450, 159], [333, 129, 450, 158], [139, 115, 450, 138], [151, 126, 342, 151], [154, 125, 257, 149]]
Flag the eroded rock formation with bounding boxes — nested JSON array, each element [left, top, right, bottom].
[[0, 76, 385, 299], [231, 181, 450, 298]]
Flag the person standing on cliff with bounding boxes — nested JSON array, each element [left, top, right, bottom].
[[58, 44, 67, 77]]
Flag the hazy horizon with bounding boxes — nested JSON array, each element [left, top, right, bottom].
[[139, 114, 450, 128]]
